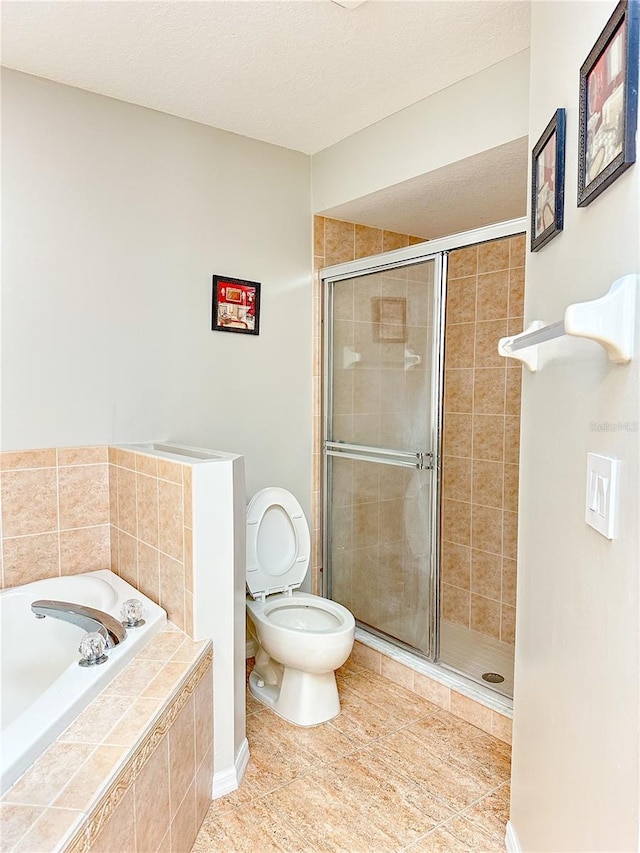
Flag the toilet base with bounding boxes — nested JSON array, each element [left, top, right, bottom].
[[249, 664, 341, 727]]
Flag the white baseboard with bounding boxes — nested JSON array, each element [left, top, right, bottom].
[[211, 738, 250, 799], [235, 737, 250, 785], [505, 820, 522, 853], [246, 638, 257, 657]]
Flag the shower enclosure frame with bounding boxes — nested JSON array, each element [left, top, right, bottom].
[[319, 216, 527, 673]]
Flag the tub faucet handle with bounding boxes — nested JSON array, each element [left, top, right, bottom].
[[121, 598, 145, 628], [78, 631, 108, 667]]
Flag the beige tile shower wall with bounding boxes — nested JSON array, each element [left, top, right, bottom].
[[108, 448, 194, 637], [311, 216, 425, 593], [0, 447, 111, 590], [441, 235, 525, 645]]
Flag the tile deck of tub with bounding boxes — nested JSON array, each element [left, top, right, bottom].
[[192, 657, 510, 853], [1, 625, 211, 853]]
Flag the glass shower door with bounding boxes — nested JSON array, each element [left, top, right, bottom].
[[324, 257, 442, 657]]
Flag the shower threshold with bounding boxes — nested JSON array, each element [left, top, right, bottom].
[[355, 626, 513, 716]]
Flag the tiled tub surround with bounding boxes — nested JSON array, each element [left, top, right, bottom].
[[1, 443, 246, 799], [0, 447, 111, 590], [1, 570, 167, 795], [441, 235, 524, 646], [108, 446, 195, 636], [0, 445, 193, 635], [1, 626, 213, 853]]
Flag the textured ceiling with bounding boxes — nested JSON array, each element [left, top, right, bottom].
[[1, 0, 531, 155], [321, 137, 529, 239]]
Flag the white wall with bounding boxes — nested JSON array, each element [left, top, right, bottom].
[[311, 50, 529, 213], [1, 69, 312, 512], [510, 3, 640, 851]]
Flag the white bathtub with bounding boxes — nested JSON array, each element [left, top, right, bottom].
[[0, 570, 166, 794]]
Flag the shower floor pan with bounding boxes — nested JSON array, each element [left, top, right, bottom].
[[439, 620, 514, 698]]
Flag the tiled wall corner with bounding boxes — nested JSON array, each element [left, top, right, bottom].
[[311, 216, 427, 593], [108, 448, 195, 637], [1, 444, 196, 637], [441, 234, 524, 645], [0, 447, 110, 591], [349, 640, 512, 744]]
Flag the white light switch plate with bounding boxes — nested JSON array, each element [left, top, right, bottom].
[[585, 453, 618, 539]]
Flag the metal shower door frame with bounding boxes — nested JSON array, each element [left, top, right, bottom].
[[319, 216, 528, 663], [321, 249, 446, 662]]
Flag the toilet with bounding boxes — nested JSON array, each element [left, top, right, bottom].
[[245, 487, 355, 727]]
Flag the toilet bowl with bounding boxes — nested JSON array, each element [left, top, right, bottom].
[[246, 487, 355, 727]]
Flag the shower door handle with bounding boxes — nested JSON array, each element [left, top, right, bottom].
[[324, 441, 434, 470]]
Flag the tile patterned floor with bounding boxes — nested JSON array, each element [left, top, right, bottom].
[[191, 658, 510, 852]]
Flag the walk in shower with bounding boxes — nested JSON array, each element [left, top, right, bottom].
[[321, 221, 525, 700]]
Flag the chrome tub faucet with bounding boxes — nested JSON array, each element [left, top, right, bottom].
[[31, 600, 127, 648]]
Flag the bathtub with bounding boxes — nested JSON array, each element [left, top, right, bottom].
[[0, 570, 166, 795]]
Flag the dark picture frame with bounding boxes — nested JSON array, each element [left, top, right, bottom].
[[578, 0, 639, 207], [212, 275, 261, 335], [531, 108, 566, 251]]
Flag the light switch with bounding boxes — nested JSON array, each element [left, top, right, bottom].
[[585, 453, 618, 539]]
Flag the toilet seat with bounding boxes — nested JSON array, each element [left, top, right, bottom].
[[246, 487, 310, 599]]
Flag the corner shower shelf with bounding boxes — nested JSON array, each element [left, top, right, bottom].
[[498, 274, 638, 372]]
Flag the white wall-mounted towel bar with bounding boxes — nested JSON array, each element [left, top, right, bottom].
[[498, 274, 638, 372]]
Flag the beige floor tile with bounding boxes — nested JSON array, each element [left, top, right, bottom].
[[367, 727, 496, 812], [462, 782, 510, 840], [198, 791, 237, 819], [266, 772, 401, 853], [403, 712, 511, 787], [342, 670, 438, 720], [193, 796, 310, 853], [408, 816, 505, 852], [246, 686, 264, 716], [228, 707, 357, 805], [253, 709, 358, 768], [335, 655, 366, 679], [192, 665, 511, 853], [315, 750, 453, 845], [330, 670, 437, 745]]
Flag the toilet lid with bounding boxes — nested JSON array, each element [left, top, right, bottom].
[[246, 487, 310, 598]]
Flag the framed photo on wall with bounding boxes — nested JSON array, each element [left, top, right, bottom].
[[212, 275, 261, 335], [578, 0, 639, 207], [531, 108, 566, 251]]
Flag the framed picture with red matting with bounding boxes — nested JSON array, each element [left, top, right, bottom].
[[212, 275, 261, 335]]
